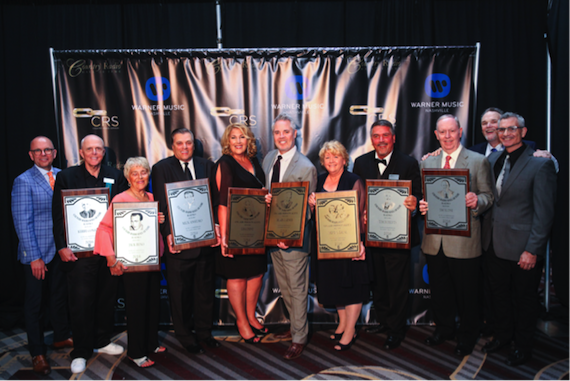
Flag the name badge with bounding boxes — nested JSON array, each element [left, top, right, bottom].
[[388, 174, 400, 180], [103, 178, 115, 184]]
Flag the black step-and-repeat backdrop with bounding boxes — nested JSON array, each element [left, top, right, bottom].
[[52, 47, 476, 326]]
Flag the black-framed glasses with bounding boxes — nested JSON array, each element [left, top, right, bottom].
[[497, 126, 522, 134], [30, 148, 55, 155]]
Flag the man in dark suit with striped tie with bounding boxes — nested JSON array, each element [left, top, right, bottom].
[[353, 120, 422, 350], [151, 128, 220, 354]]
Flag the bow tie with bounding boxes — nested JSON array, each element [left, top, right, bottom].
[[375, 158, 387, 166]]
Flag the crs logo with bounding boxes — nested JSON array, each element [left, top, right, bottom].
[[425, 73, 451, 98], [285, 76, 310, 100], [145, 77, 171, 101], [210, 107, 257, 127], [73, 108, 119, 129]]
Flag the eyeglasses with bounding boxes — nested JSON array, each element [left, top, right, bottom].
[[30, 148, 55, 155], [84, 147, 104, 153], [497, 126, 522, 134]]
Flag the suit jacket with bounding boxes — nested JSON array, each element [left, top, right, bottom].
[[420, 146, 493, 259], [469, 140, 537, 156], [12, 166, 61, 264], [352, 149, 423, 247], [481, 146, 556, 261], [52, 163, 128, 252], [262, 149, 317, 258], [151, 155, 215, 260]]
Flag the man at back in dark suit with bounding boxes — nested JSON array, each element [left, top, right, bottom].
[[419, 115, 494, 357], [352, 119, 422, 350], [151, 128, 220, 354], [480, 112, 556, 366], [52, 134, 129, 374], [262, 114, 317, 360], [11, 136, 72, 375]]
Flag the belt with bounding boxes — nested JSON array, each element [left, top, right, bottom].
[[75, 251, 96, 259]]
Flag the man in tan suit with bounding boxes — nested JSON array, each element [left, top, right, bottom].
[[419, 114, 493, 357]]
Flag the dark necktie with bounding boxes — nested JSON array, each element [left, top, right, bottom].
[[496, 155, 510, 196], [375, 158, 387, 178], [183, 162, 193, 180], [491, 147, 497, 152], [271, 155, 282, 186]]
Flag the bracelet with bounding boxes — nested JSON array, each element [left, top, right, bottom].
[[110, 258, 119, 268]]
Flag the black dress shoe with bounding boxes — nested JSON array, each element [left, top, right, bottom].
[[186, 343, 205, 354], [365, 325, 388, 334], [506, 348, 532, 366], [203, 337, 221, 348], [482, 339, 509, 353], [424, 332, 453, 346], [384, 336, 402, 350], [455, 342, 474, 357]]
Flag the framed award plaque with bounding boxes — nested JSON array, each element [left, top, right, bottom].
[[422, 169, 471, 237], [113, 201, 160, 272], [227, 187, 269, 255], [61, 187, 110, 258], [315, 190, 361, 259], [365, 180, 412, 249], [165, 178, 217, 251], [265, 181, 309, 247]]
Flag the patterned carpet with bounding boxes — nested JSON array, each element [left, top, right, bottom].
[[0, 324, 568, 380]]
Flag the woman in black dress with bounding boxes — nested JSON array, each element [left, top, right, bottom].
[[308, 140, 369, 351], [214, 123, 267, 343]]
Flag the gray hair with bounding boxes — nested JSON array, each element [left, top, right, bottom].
[[123, 157, 150, 179], [436, 114, 461, 130], [273, 113, 297, 130], [480, 107, 504, 121], [370, 119, 395, 135], [499, 112, 525, 128]]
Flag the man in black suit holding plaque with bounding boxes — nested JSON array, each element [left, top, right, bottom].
[[151, 128, 220, 354], [353, 119, 421, 350], [262, 114, 317, 360]]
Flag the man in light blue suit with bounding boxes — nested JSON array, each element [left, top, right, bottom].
[[11, 136, 72, 375], [262, 114, 317, 360]]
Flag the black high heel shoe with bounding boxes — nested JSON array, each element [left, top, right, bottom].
[[335, 335, 357, 351], [241, 335, 262, 344], [329, 332, 344, 341], [251, 326, 269, 335]]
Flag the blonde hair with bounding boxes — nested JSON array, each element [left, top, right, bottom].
[[221, 123, 257, 158], [318, 140, 349, 168], [123, 157, 150, 179]]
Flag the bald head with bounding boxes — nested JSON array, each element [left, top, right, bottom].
[[79, 134, 105, 170], [29, 136, 56, 170]]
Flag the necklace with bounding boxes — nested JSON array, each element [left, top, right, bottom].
[[128, 188, 148, 202]]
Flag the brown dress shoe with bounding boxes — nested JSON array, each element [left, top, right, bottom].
[[283, 343, 305, 360], [273, 330, 292, 341], [53, 337, 74, 349], [32, 354, 51, 375]]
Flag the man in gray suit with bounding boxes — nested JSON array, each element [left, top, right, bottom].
[[262, 114, 317, 360], [419, 114, 493, 357], [481, 112, 556, 366]]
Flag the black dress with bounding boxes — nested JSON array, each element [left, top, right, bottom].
[[214, 154, 268, 279], [314, 170, 371, 306]]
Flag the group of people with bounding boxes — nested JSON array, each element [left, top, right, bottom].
[[11, 109, 556, 375]]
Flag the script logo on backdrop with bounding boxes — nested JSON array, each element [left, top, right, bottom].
[[273, 75, 325, 114], [73, 108, 119, 130], [210, 107, 257, 127], [131, 76, 185, 116], [410, 73, 465, 113], [66, 59, 122, 78]]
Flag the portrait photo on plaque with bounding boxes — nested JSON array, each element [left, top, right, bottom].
[[366, 180, 412, 249], [422, 168, 471, 236], [165, 179, 217, 251], [227, 187, 268, 255], [113, 201, 160, 272], [265, 181, 309, 247], [315, 190, 360, 259], [62, 188, 110, 255]]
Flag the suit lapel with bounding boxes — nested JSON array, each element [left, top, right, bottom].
[[500, 148, 533, 196], [194, 158, 206, 179], [31, 166, 53, 196], [264, 150, 278, 188], [282, 151, 299, 182], [454, 148, 470, 169]]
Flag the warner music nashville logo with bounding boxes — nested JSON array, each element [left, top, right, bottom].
[[410, 74, 466, 113], [132, 77, 185, 116]]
